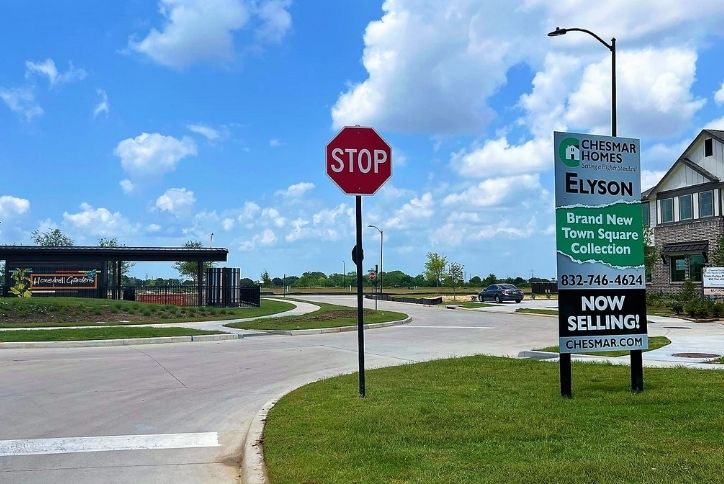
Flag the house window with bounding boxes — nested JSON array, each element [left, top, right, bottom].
[[671, 256, 687, 282], [679, 194, 693, 220], [704, 138, 713, 157], [699, 191, 714, 218], [661, 198, 674, 223], [642, 202, 650, 226], [690, 255, 706, 282]]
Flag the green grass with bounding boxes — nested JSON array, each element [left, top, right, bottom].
[[226, 301, 407, 331], [0, 326, 222, 342], [457, 301, 494, 309], [535, 336, 672, 357], [0, 297, 295, 328], [516, 308, 559, 316], [263, 355, 724, 483]]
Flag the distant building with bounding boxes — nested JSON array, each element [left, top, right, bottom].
[[643, 129, 724, 293]]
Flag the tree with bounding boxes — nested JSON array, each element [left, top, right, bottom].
[[469, 275, 482, 286], [173, 240, 213, 284], [447, 262, 464, 300], [482, 273, 497, 287], [271, 277, 284, 287], [9, 268, 32, 298], [260, 270, 271, 286], [424, 252, 447, 287], [32, 228, 73, 246]]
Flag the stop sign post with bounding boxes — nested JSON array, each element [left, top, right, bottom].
[[326, 126, 392, 398]]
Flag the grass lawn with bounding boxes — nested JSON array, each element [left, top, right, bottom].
[[225, 301, 407, 331], [0, 326, 222, 342], [535, 336, 672, 357], [516, 308, 559, 316], [0, 297, 295, 328], [457, 301, 494, 309], [263, 355, 724, 483]]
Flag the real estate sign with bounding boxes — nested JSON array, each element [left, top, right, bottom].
[[554, 131, 648, 353], [703, 267, 724, 297]]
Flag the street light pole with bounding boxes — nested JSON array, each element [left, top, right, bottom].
[[547, 27, 616, 136], [342, 260, 346, 291], [368, 224, 383, 300]]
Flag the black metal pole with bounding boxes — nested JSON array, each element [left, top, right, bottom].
[[611, 37, 617, 137], [374, 264, 379, 311], [560, 353, 572, 398], [631, 349, 643, 393], [355, 195, 366, 398]]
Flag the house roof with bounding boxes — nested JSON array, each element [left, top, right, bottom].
[[0, 246, 229, 262], [661, 241, 709, 254], [643, 130, 722, 200]]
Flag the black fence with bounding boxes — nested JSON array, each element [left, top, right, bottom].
[[531, 281, 558, 294], [2, 284, 261, 308]]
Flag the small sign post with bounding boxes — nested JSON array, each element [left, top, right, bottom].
[[554, 131, 647, 397], [327, 126, 392, 398]]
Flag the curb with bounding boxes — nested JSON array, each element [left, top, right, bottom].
[[249, 316, 412, 336], [0, 333, 240, 349], [242, 398, 277, 484], [518, 350, 559, 360]]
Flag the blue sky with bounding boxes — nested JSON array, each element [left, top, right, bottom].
[[1, 1, 724, 281]]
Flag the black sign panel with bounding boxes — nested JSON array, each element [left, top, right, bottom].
[[558, 289, 647, 353]]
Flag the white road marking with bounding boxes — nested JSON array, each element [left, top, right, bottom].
[[402, 326, 491, 329], [0, 432, 219, 456]]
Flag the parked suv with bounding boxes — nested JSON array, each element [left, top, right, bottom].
[[479, 284, 524, 303]]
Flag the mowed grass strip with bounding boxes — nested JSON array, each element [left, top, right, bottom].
[[0, 326, 222, 342], [0, 297, 295, 328], [536, 336, 672, 357], [516, 307, 559, 316], [264, 355, 724, 483], [226, 301, 407, 331], [457, 301, 494, 309]]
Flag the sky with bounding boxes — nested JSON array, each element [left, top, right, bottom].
[[1, 0, 724, 282]]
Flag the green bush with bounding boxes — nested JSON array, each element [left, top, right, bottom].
[[684, 297, 713, 318], [670, 301, 684, 314], [678, 280, 698, 302], [142, 309, 152, 317], [713, 302, 724, 318]]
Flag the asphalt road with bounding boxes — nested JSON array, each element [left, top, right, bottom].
[[0, 295, 719, 483]]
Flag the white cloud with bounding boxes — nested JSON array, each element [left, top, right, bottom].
[[443, 174, 545, 208], [641, 170, 666, 190], [704, 116, 724, 130], [385, 192, 434, 229], [25, 58, 86, 87], [93, 89, 109, 118], [187, 123, 222, 141], [147, 223, 162, 233], [129, 0, 292, 69], [269, 138, 282, 148], [155, 187, 196, 213], [0, 87, 43, 120], [0, 195, 30, 217], [262, 207, 286, 228], [238, 201, 261, 222], [276, 182, 314, 198], [285, 217, 309, 242], [716, 82, 724, 104], [254, 0, 292, 43], [564, 48, 705, 138], [115, 132, 197, 178], [451, 137, 550, 178], [119, 179, 135, 194], [63, 203, 136, 237], [331, 1, 540, 133], [222, 217, 235, 231], [240, 228, 277, 250]]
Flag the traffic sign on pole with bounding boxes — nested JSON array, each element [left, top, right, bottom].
[[327, 126, 392, 399], [326, 126, 392, 195]]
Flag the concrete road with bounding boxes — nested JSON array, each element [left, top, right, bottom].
[[0, 296, 719, 483]]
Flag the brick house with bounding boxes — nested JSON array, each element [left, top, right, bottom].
[[643, 129, 724, 293]]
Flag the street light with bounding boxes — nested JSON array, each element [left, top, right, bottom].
[[367, 224, 383, 300], [547, 26, 616, 136], [209, 232, 214, 248]]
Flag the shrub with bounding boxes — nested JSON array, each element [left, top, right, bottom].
[[684, 297, 712, 318], [713, 302, 724, 318], [678, 280, 698, 302], [670, 301, 684, 314], [142, 309, 152, 317]]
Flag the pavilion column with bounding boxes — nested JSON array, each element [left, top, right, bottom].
[[116, 260, 123, 300], [196, 260, 204, 306]]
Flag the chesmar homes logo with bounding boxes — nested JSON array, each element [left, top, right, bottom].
[[559, 137, 580, 167]]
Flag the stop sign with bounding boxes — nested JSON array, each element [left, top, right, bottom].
[[326, 126, 392, 195]]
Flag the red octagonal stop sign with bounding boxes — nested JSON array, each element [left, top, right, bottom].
[[326, 126, 392, 195]]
